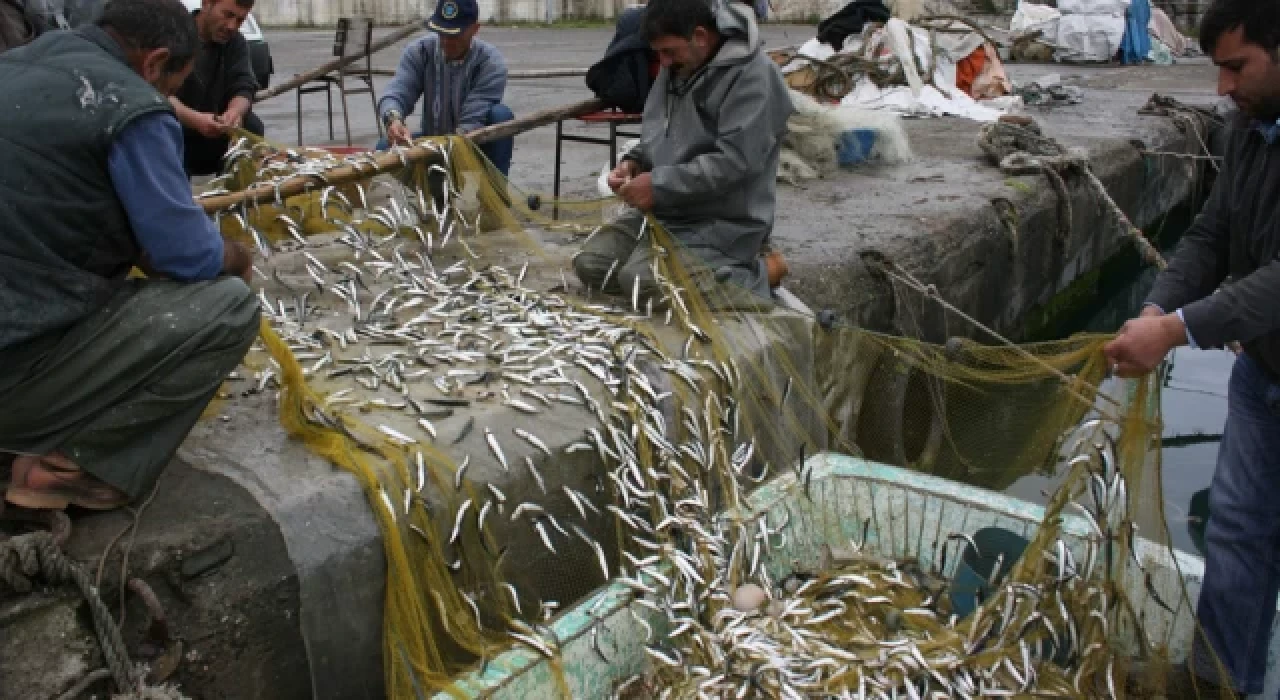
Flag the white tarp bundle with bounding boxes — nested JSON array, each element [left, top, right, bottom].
[[794, 20, 1018, 123], [1013, 0, 1129, 62], [1010, 2, 1060, 34], [1056, 0, 1129, 13]]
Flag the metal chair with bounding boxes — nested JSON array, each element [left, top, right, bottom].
[[295, 17, 382, 147], [552, 109, 643, 219]]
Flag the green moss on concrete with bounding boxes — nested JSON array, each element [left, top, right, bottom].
[[1022, 265, 1106, 341]]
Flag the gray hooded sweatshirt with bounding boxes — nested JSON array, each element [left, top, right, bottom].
[[624, 0, 793, 296]]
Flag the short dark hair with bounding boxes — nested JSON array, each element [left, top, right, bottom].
[[96, 0, 199, 72], [643, 0, 717, 42], [1199, 0, 1280, 57]]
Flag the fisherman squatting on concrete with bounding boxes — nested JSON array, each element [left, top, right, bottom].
[[573, 0, 793, 313], [377, 0, 515, 177], [0, 0, 259, 512]]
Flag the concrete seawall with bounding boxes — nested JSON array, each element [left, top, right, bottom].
[[774, 63, 1218, 345]]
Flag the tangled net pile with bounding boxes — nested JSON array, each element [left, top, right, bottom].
[[193, 130, 1234, 699]]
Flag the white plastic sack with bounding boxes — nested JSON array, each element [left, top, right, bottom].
[[796, 38, 836, 62], [1011, 2, 1061, 32], [1056, 0, 1129, 15], [1055, 13, 1126, 61]]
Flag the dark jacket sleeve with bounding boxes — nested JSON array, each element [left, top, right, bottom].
[[222, 32, 259, 100], [1182, 257, 1280, 349], [1144, 129, 1233, 317], [1146, 125, 1280, 348]]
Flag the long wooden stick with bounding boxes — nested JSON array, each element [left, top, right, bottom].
[[369, 68, 589, 79], [467, 97, 604, 145], [198, 97, 608, 213], [253, 21, 422, 102], [197, 143, 440, 212]]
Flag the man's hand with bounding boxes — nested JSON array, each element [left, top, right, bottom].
[[220, 97, 250, 131], [1140, 304, 1165, 319], [191, 111, 227, 139], [387, 119, 412, 147], [1104, 312, 1188, 378], [607, 159, 640, 193], [223, 241, 254, 283], [218, 109, 243, 130], [618, 172, 655, 212]]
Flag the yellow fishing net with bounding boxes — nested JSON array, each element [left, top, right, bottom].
[[195, 130, 1235, 699]]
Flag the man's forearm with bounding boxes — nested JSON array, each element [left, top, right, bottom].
[[168, 97, 200, 129], [224, 96, 251, 121]]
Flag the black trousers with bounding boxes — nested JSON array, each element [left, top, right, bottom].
[[183, 110, 265, 177]]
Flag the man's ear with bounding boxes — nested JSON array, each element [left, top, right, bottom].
[[692, 26, 711, 49], [139, 47, 172, 84]]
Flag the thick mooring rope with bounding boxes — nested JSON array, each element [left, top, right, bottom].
[[0, 531, 191, 699], [0, 531, 137, 690], [979, 119, 1167, 270]]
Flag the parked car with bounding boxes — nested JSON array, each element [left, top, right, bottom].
[[181, 0, 273, 89]]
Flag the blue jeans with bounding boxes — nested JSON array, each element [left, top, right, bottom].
[[374, 104, 514, 176], [1192, 353, 1280, 695]]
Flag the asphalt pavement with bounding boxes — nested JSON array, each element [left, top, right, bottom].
[[253, 24, 819, 195]]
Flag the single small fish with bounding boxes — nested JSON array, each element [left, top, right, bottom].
[[513, 428, 553, 457], [454, 454, 471, 490], [533, 519, 557, 554], [453, 416, 475, 445], [450, 499, 473, 545], [485, 427, 509, 471]]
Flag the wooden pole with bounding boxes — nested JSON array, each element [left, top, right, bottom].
[[509, 68, 590, 79], [467, 97, 604, 145], [198, 97, 607, 213], [369, 68, 588, 79], [197, 144, 437, 212], [253, 21, 422, 102]]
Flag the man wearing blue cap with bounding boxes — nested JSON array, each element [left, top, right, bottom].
[[377, 0, 514, 176]]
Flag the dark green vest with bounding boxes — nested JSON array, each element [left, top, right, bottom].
[[0, 26, 172, 351]]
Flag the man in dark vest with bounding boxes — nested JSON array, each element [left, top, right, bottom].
[[171, 0, 264, 176], [0, 0, 259, 511]]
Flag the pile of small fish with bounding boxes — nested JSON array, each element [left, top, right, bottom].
[[601, 425, 1137, 700], [214, 140, 1146, 699]]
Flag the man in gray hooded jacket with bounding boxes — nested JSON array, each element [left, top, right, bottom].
[[574, 0, 793, 310]]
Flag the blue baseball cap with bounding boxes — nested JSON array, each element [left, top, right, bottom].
[[428, 0, 479, 35]]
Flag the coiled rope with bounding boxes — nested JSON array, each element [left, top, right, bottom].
[[978, 118, 1167, 270], [0, 530, 190, 699]]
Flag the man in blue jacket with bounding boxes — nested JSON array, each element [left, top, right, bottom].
[[377, 0, 514, 176], [0, 0, 259, 511]]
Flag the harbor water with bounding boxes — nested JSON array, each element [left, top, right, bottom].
[[1009, 202, 1230, 556]]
